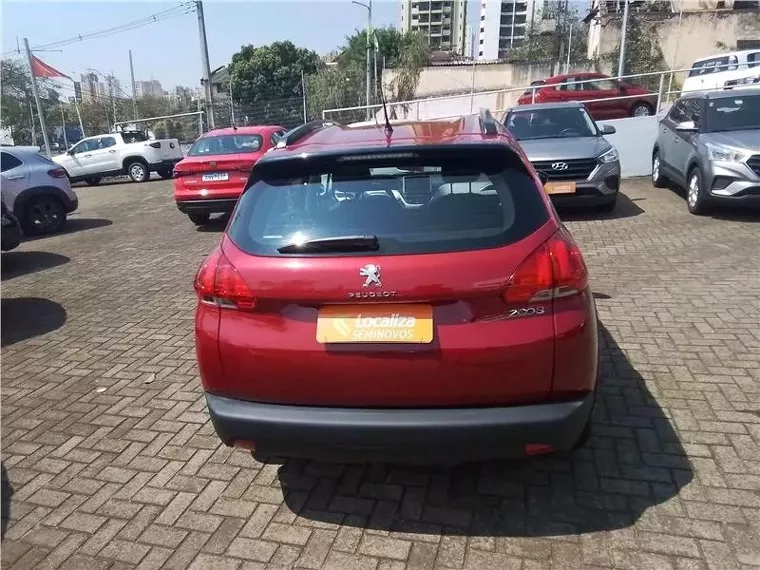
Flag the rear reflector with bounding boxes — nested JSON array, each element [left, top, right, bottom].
[[524, 443, 554, 456], [503, 228, 588, 304], [194, 248, 256, 310], [47, 168, 67, 179]]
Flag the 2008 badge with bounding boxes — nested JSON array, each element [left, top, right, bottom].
[[507, 306, 546, 318]]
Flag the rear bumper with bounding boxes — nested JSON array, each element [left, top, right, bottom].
[[64, 194, 79, 214], [176, 198, 237, 215], [205, 391, 594, 463], [150, 158, 182, 171]]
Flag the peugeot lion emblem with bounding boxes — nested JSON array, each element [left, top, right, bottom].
[[359, 264, 381, 287], [551, 162, 569, 171]]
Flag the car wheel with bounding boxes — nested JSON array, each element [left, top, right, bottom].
[[651, 151, 667, 188], [188, 213, 210, 225], [631, 102, 653, 117], [22, 195, 66, 235], [85, 177, 102, 186], [597, 195, 617, 213], [127, 161, 149, 183], [687, 167, 711, 215]]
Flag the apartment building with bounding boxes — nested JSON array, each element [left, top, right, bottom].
[[135, 79, 165, 98], [399, 0, 468, 55], [478, 0, 542, 60]]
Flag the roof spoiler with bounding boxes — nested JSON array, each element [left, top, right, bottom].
[[275, 120, 339, 149]]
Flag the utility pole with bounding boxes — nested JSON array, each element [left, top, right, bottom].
[[229, 75, 236, 127], [23, 38, 52, 156], [301, 69, 307, 123], [110, 70, 117, 128], [129, 49, 138, 120], [29, 100, 36, 145], [60, 105, 68, 148], [618, 0, 630, 78], [352, 0, 372, 120], [195, 0, 215, 129]]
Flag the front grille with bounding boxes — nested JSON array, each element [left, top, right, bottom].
[[531, 158, 598, 182], [746, 155, 760, 176]]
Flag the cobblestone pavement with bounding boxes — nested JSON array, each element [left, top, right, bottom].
[[2, 178, 760, 570]]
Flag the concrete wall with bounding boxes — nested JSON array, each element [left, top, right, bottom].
[[384, 60, 604, 99], [589, 11, 760, 78], [598, 115, 660, 178]]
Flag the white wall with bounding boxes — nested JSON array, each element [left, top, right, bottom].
[[597, 116, 660, 178]]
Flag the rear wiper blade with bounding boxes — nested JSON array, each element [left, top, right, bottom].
[[277, 235, 380, 254]]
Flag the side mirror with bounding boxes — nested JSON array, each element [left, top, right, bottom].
[[600, 124, 616, 135], [537, 171, 548, 185], [675, 120, 697, 132]]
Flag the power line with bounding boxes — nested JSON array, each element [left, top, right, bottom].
[[1, 3, 194, 57]]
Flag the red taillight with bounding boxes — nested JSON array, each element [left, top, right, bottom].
[[524, 443, 554, 455], [503, 229, 588, 304], [173, 169, 189, 178], [194, 249, 256, 310], [47, 168, 67, 179], [148, 141, 161, 149]]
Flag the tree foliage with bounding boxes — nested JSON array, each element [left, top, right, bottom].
[[505, 14, 589, 66], [604, 15, 667, 90], [1, 58, 61, 145]]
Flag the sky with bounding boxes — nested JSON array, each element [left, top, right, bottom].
[[1, 0, 408, 93]]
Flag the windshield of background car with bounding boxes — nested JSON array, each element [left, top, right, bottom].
[[522, 81, 545, 96], [188, 134, 263, 156], [121, 132, 149, 144], [705, 95, 760, 132], [504, 107, 598, 140], [227, 147, 549, 256]]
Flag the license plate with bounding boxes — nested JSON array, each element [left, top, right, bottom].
[[202, 172, 229, 182], [316, 304, 433, 344], [544, 181, 577, 195]]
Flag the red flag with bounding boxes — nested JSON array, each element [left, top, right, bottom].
[[31, 55, 69, 79]]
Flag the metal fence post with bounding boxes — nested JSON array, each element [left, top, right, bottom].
[[656, 72, 664, 114]]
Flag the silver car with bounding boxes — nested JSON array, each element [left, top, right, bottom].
[[502, 102, 620, 212], [0, 146, 78, 234], [652, 87, 760, 215]]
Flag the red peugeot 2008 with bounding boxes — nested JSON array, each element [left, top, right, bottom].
[[174, 125, 286, 225], [194, 112, 599, 464]]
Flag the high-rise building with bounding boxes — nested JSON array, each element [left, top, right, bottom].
[[399, 0, 468, 55], [478, 0, 540, 60], [135, 79, 164, 98], [80, 72, 100, 102]]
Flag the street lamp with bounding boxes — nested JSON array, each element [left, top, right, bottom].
[[352, 0, 373, 120], [617, 0, 630, 78]]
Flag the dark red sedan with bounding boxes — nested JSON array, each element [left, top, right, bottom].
[[518, 72, 658, 120], [173, 125, 286, 225]]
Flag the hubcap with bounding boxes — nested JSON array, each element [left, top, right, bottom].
[[31, 200, 62, 230], [131, 164, 145, 179], [652, 156, 660, 182], [688, 174, 699, 207], [635, 106, 651, 117]]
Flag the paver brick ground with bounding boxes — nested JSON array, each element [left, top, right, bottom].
[[2, 178, 759, 569]]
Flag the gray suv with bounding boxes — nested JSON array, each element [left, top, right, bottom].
[[652, 87, 760, 215], [502, 102, 620, 212]]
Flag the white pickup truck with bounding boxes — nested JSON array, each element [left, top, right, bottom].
[[53, 131, 184, 184]]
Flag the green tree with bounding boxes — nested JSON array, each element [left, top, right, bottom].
[[336, 27, 407, 71], [605, 15, 667, 90], [506, 16, 588, 66], [228, 41, 323, 104], [1, 58, 62, 145]]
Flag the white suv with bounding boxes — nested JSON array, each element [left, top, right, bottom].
[[0, 147, 79, 235]]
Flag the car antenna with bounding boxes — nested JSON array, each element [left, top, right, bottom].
[[379, 79, 393, 136]]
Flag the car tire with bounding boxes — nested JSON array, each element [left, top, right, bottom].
[[85, 177, 102, 186], [188, 213, 210, 225], [651, 151, 667, 188], [597, 195, 617, 213], [630, 102, 653, 117], [126, 160, 149, 183], [157, 168, 173, 180], [687, 166, 712, 215], [22, 195, 66, 235]]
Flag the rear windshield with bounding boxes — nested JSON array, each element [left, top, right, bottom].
[[121, 131, 149, 144], [188, 134, 262, 156], [227, 147, 549, 257]]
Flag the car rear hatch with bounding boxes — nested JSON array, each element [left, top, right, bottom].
[[200, 145, 565, 408]]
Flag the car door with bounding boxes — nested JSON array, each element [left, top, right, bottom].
[[658, 100, 688, 180], [556, 76, 587, 107], [64, 139, 99, 177], [0, 151, 29, 208], [585, 77, 625, 119], [89, 136, 120, 173], [669, 98, 701, 180]]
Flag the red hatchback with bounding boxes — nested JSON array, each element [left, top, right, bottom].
[[518, 72, 658, 120], [174, 125, 286, 225], [194, 113, 599, 464]]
